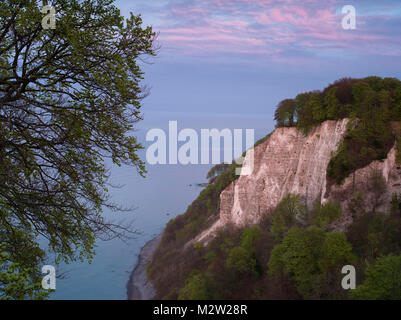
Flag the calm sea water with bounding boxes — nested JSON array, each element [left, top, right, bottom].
[[49, 164, 205, 300]]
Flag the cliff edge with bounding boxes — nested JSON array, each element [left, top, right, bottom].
[[197, 119, 401, 242]]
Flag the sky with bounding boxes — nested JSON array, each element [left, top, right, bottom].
[[124, 0, 401, 61], [113, 0, 401, 140]]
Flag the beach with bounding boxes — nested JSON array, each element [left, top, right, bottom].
[[126, 234, 162, 300]]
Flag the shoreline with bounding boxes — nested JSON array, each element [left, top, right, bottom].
[[126, 234, 162, 300]]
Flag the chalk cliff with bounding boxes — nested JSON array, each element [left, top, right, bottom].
[[197, 119, 401, 242]]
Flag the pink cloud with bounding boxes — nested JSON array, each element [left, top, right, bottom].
[[148, 0, 401, 60]]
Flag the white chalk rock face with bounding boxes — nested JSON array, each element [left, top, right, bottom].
[[197, 119, 401, 243], [197, 119, 348, 242], [328, 145, 401, 227], [221, 119, 349, 227]]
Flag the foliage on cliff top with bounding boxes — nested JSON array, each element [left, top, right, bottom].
[[275, 77, 401, 185], [206, 163, 231, 181], [275, 77, 401, 131]]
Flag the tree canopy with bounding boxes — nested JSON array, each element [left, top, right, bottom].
[[268, 226, 355, 299], [0, 0, 156, 298], [274, 77, 401, 132], [270, 194, 307, 242], [274, 77, 401, 185], [274, 99, 296, 127], [178, 270, 211, 300], [351, 254, 401, 300]]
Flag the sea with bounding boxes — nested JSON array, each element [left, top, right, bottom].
[[49, 163, 206, 300]]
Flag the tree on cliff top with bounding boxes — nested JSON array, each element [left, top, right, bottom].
[[274, 99, 296, 127], [0, 0, 156, 298]]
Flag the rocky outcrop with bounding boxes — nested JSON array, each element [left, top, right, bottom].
[[328, 145, 401, 228], [197, 119, 401, 242]]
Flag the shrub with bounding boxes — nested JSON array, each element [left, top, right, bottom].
[[178, 271, 211, 300], [268, 226, 354, 299], [226, 246, 258, 276], [351, 254, 401, 300], [309, 200, 342, 229], [270, 194, 307, 242]]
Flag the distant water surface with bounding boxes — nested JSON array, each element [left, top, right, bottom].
[[50, 164, 205, 300]]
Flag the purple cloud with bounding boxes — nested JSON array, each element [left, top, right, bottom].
[[123, 0, 401, 61]]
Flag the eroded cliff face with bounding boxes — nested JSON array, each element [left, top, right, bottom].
[[328, 145, 401, 228], [197, 119, 401, 242]]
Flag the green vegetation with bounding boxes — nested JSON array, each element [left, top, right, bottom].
[[226, 226, 261, 277], [346, 211, 401, 261], [274, 99, 296, 127], [309, 200, 342, 229], [275, 77, 401, 185], [206, 163, 231, 181], [178, 270, 211, 300], [150, 180, 401, 300], [268, 226, 355, 299], [0, 243, 47, 300], [270, 194, 307, 242], [226, 246, 258, 276], [0, 0, 156, 298], [351, 254, 401, 300]]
